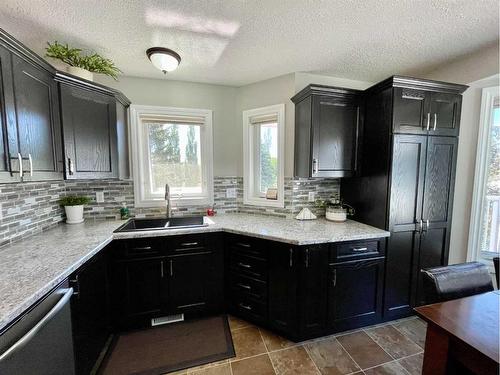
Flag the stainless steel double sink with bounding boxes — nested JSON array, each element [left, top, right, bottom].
[[114, 216, 207, 233]]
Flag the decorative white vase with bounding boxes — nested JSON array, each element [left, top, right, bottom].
[[66, 66, 94, 81], [325, 207, 347, 222], [65, 205, 85, 224]]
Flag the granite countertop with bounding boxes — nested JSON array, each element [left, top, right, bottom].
[[0, 213, 389, 331]]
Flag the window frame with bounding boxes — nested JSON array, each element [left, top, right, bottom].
[[130, 104, 214, 208], [468, 86, 500, 264], [242, 104, 285, 208]]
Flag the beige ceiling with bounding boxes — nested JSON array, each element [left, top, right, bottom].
[[0, 0, 498, 86]]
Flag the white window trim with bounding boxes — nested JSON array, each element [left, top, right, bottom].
[[242, 104, 285, 208], [130, 104, 214, 208], [467, 86, 500, 264]]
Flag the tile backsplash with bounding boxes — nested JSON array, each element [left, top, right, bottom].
[[0, 176, 339, 246]]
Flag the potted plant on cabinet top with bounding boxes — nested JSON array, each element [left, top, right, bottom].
[[315, 197, 355, 222], [45, 41, 121, 81], [60, 196, 90, 224]]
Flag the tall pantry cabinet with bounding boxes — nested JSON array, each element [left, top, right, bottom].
[[341, 76, 467, 320]]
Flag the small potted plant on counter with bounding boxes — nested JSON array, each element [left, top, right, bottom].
[[59, 196, 90, 224], [45, 41, 121, 81], [315, 197, 355, 222]]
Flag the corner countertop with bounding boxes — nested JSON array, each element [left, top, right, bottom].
[[0, 213, 389, 332]]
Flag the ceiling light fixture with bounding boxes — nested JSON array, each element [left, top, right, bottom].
[[146, 47, 181, 74]]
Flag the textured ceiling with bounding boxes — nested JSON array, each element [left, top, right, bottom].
[[0, 0, 498, 86]]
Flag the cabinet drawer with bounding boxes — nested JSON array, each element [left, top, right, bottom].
[[330, 239, 383, 262], [230, 273, 267, 302], [168, 234, 212, 254], [226, 234, 267, 260], [230, 295, 267, 322], [230, 252, 267, 280], [113, 238, 166, 259]]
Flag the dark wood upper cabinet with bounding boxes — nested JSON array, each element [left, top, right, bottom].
[[341, 76, 467, 320], [292, 85, 363, 178], [0, 47, 63, 182], [60, 84, 118, 179], [393, 84, 462, 136]]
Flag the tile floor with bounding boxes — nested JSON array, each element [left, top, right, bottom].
[[165, 315, 427, 375]]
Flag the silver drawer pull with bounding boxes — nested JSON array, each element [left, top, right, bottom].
[[238, 283, 252, 290], [239, 303, 252, 311], [238, 262, 252, 269], [131, 246, 153, 251], [180, 242, 198, 247], [352, 247, 368, 252], [236, 242, 251, 248]]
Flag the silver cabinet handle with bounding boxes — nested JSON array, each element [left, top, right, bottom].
[[180, 242, 199, 247], [236, 242, 251, 248], [433, 113, 437, 131], [239, 303, 252, 311], [237, 283, 251, 290], [28, 154, 33, 176], [352, 247, 368, 252], [305, 248, 309, 268], [68, 157, 74, 175], [333, 269, 337, 287], [426, 113, 430, 131], [17, 153, 23, 178], [169, 260, 173, 276], [0, 288, 73, 362], [419, 219, 423, 233], [160, 261, 164, 278], [426, 220, 430, 231], [131, 246, 153, 251], [289, 248, 293, 267], [238, 262, 251, 269], [312, 158, 319, 174]]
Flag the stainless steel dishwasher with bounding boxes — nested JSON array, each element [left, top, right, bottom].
[[0, 282, 75, 375]]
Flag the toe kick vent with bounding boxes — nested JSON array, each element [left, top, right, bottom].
[[151, 314, 184, 327]]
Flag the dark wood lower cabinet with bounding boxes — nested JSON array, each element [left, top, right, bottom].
[[328, 257, 384, 332], [109, 233, 224, 330], [70, 250, 110, 375]]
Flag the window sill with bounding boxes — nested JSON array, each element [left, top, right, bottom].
[[243, 197, 284, 208]]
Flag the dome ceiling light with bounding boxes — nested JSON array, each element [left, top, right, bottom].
[[146, 47, 181, 74]]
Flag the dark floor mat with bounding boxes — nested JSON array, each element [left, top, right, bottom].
[[99, 315, 234, 375]]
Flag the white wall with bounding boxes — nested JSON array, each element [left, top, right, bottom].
[[96, 76, 239, 177]]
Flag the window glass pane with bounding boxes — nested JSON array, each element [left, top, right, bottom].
[[480, 105, 500, 255], [259, 122, 278, 194], [146, 122, 202, 195]]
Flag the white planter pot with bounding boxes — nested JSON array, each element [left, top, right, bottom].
[[66, 66, 94, 81], [325, 207, 347, 222], [65, 205, 84, 224]]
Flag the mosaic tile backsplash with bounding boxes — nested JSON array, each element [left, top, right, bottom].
[[0, 177, 339, 246]]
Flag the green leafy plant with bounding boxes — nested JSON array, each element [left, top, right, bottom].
[[46, 41, 121, 80], [59, 196, 91, 207], [315, 197, 355, 216]]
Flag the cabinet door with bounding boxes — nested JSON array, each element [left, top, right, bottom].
[[416, 136, 458, 304], [429, 93, 461, 136], [312, 96, 360, 177], [393, 87, 430, 135], [60, 84, 117, 179], [167, 250, 223, 315], [328, 258, 384, 331], [111, 258, 166, 327], [70, 252, 109, 375], [0, 45, 16, 181], [297, 246, 328, 338], [385, 135, 427, 319], [268, 245, 298, 337], [10, 54, 62, 180]]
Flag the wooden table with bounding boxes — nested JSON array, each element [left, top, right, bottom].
[[415, 291, 500, 375]]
